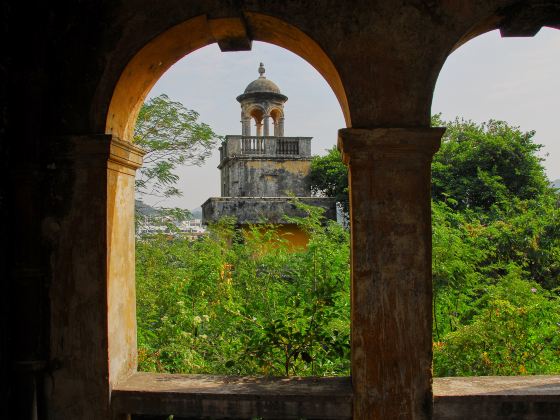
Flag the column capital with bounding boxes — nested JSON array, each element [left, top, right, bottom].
[[45, 135, 145, 167], [338, 127, 444, 164], [44, 135, 145, 176], [109, 137, 145, 172]]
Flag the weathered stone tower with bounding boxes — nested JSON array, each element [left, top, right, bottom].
[[202, 63, 336, 243]]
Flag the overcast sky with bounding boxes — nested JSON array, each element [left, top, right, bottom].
[[144, 28, 560, 210]]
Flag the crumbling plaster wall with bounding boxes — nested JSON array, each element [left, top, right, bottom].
[[202, 197, 337, 225], [223, 158, 312, 197]]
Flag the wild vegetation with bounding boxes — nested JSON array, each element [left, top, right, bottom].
[[136, 102, 560, 377], [137, 203, 351, 375], [430, 116, 560, 376]]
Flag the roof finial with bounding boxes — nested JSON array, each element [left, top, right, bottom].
[[258, 62, 265, 78]]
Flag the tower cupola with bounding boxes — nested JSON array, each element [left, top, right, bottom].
[[236, 63, 288, 137]]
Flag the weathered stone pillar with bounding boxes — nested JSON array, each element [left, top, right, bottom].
[[256, 121, 263, 137], [241, 117, 251, 136], [263, 114, 270, 136], [44, 135, 143, 419], [278, 117, 285, 137], [338, 127, 443, 420]]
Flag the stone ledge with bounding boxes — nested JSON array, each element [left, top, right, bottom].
[[112, 373, 352, 419], [112, 374, 560, 419], [433, 375, 560, 420], [201, 197, 337, 225]]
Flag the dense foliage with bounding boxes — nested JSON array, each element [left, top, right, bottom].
[[137, 117, 560, 377], [431, 115, 551, 212], [431, 117, 560, 376], [137, 203, 351, 375], [309, 146, 349, 220]]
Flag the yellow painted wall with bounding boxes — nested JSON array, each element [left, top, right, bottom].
[[242, 223, 310, 249]]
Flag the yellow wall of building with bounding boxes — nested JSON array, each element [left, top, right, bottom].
[[241, 223, 310, 249]]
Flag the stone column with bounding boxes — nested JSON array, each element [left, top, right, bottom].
[[263, 114, 270, 136], [241, 117, 251, 136], [43, 135, 144, 419], [278, 117, 285, 137], [338, 127, 443, 420], [256, 121, 263, 137]]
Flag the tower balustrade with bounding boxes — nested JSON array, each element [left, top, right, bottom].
[[219, 135, 311, 161]]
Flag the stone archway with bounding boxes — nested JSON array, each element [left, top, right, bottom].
[[103, 14, 350, 144], [97, 11, 351, 419], [99, 9, 447, 420]]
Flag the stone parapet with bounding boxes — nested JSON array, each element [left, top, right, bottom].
[[220, 136, 312, 163], [201, 197, 337, 225]]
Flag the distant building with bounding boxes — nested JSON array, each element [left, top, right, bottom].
[[177, 219, 206, 240], [202, 63, 336, 246], [135, 200, 207, 239]]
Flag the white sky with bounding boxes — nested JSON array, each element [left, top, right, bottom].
[[144, 28, 560, 210]]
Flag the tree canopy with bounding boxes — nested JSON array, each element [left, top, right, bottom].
[[309, 146, 349, 219], [134, 94, 220, 201], [310, 117, 555, 217], [431, 115, 551, 214]]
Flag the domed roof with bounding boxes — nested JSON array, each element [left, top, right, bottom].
[[243, 63, 281, 94]]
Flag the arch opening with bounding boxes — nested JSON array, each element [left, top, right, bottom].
[[431, 27, 560, 378], [104, 13, 349, 143], [132, 45, 350, 376], [102, 14, 350, 380], [249, 107, 264, 136], [270, 108, 284, 136]]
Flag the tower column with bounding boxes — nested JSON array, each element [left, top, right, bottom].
[[339, 127, 443, 420], [263, 114, 270, 136], [277, 117, 285, 137], [255, 121, 263, 137], [241, 117, 251, 136]]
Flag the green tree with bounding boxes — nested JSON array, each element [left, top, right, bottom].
[[431, 115, 551, 213], [133, 93, 220, 225], [309, 147, 349, 220], [431, 116, 560, 377], [134, 94, 219, 199], [310, 118, 555, 218]]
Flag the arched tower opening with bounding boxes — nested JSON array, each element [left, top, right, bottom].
[[269, 108, 284, 137], [102, 14, 350, 143]]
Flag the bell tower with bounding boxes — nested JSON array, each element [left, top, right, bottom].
[[202, 63, 336, 244]]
